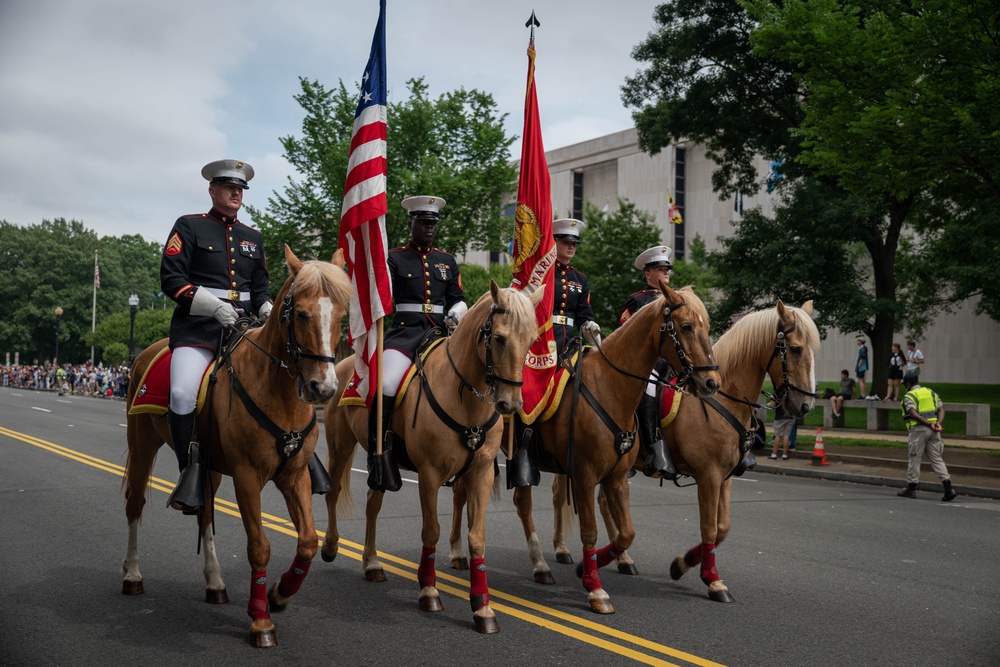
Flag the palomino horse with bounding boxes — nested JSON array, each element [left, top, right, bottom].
[[575, 300, 819, 603], [320, 281, 543, 634], [121, 246, 351, 647], [450, 283, 720, 615]]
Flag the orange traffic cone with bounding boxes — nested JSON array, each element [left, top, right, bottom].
[[811, 427, 830, 466]]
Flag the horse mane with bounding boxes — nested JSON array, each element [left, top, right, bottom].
[[715, 304, 821, 371], [604, 285, 710, 343], [290, 259, 352, 308], [468, 286, 537, 340]]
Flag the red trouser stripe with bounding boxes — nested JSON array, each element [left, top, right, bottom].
[[418, 545, 437, 589], [469, 557, 489, 610], [581, 548, 602, 592], [247, 569, 269, 620], [700, 542, 720, 584], [595, 543, 620, 569], [278, 555, 312, 598]]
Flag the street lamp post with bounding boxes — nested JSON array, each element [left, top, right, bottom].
[[54, 306, 63, 366], [128, 293, 139, 366]]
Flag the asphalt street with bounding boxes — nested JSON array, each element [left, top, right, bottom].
[[2, 386, 999, 666]]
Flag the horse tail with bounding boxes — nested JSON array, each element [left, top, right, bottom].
[[558, 490, 577, 535], [490, 464, 504, 503], [121, 411, 162, 526], [335, 453, 356, 518]]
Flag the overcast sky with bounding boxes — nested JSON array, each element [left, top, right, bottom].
[[0, 1, 660, 244]]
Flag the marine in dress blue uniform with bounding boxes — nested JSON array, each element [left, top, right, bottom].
[[368, 196, 468, 492], [551, 218, 599, 356], [160, 160, 273, 514], [621, 245, 677, 479]]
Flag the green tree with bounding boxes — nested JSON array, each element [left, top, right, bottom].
[[572, 200, 663, 331], [624, 0, 1000, 394], [246, 77, 518, 295], [89, 309, 172, 361], [459, 263, 513, 308]]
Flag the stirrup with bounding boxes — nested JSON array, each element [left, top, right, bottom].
[[167, 443, 205, 514], [506, 446, 540, 489], [368, 439, 402, 492], [308, 452, 334, 495]]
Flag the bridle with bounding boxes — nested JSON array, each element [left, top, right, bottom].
[[239, 288, 338, 378], [446, 305, 523, 402], [763, 319, 819, 405]]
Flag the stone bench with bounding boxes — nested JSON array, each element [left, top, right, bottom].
[[822, 399, 991, 436]]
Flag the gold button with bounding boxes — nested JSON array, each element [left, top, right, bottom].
[[230, 247, 235, 252], [231, 259, 236, 264], [231, 281, 237, 287], [208, 246, 213, 250], [229, 237, 233, 241], [230, 270, 235, 275], [424, 271, 429, 276]]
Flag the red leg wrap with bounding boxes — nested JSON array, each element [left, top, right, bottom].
[[684, 543, 703, 567], [699, 542, 720, 585], [469, 557, 489, 611], [278, 555, 312, 598], [581, 548, 602, 592], [417, 545, 437, 589], [595, 543, 620, 569], [247, 569, 269, 620]]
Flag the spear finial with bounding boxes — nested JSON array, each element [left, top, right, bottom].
[[525, 10, 540, 44]]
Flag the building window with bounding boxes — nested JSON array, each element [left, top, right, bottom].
[[674, 147, 686, 260], [734, 192, 743, 215], [572, 171, 584, 221]]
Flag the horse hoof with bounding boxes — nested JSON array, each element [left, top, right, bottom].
[[364, 569, 387, 583], [617, 563, 638, 576], [474, 616, 500, 634], [451, 557, 469, 570], [669, 559, 685, 581], [250, 619, 277, 648], [419, 596, 443, 613], [205, 588, 229, 604], [589, 598, 615, 614], [121, 580, 144, 596], [267, 585, 287, 613], [534, 571, 555, 585], [320, 548, 337, 563], [708, 588, 736, 602], [575, 563, 584, 579], [556, 553, 574, 565]]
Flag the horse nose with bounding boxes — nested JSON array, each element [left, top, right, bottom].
[[494, 399, 522, 415], [310, 378, 337, 402], [800, 402, 812, 415], [705, 377, 718, 394]]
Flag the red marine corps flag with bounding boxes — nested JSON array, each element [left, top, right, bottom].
[[511, 13, 558, 423], [339, 0, 392, 409]]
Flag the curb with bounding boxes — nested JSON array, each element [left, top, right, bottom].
[[749, 462, 998, 500]]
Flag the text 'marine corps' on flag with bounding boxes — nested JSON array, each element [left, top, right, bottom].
[[338, 0, 391, 408], [511, 31, 557, 424]]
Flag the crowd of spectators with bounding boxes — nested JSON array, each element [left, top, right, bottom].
[[1, 362, 131, 399]]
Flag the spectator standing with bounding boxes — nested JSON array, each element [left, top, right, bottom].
[[885, 342, 904, 401], [855, 335, 869, 398], [768, 400, 794, 460], [896, 374, 958, 501], [828, 369, 856, 418], [905, 340, 924, 377]]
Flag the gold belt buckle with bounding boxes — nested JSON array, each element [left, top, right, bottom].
[[421, 303, 434, 314], [227, 289, 241, 301], [553, 315, 567, 325]]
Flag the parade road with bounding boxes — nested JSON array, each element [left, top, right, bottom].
[[2, 386, 998, 666]]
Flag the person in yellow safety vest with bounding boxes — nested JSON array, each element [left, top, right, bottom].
[[896, 374, 958, 501]]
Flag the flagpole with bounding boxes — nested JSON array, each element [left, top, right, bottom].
[[376, 317, 384, 456], [91, 250, 97, 363]]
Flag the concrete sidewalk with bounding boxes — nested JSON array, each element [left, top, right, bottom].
[[750, 426, 1000, 499]]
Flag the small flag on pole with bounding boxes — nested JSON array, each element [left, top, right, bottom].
[[339, 0, 392, 408], [667, 194, 683, 225], [94, 255, 101, 288]]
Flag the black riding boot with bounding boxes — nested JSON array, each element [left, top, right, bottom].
[[165, 410, 205, 514], [506, 417, 539, 489], [308, 452, 334, 495], [897, 482, 917, 498], [638, 392, 677, 479], [367, 395, 402, 492], [942, 479, 958, 502]]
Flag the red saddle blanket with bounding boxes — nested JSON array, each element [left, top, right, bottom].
[[339, 338, 446, 410], [127, 347, 213, 416]]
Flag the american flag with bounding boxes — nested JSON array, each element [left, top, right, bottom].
[[338, 0, 392, 408], [94, 255, 101, 289]]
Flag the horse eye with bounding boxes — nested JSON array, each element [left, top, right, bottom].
[[493, 334, 507, 346], [296, 310, 310, 321], [790, 346, 803, 355], [681, 322, 694, 332]]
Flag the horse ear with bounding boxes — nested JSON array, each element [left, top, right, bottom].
[[659, 279, 682, 306], [489, 279, 502, 305], [776, 299, 791, 324], [529, 283, 545, 307], [331, 248, 345, 269], [285, 244, 303, 275], [800, 300, 814, 315]]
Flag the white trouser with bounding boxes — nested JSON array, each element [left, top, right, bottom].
[[382, 349, 412, 398], [646, 367, 662, 398], [169, 346, 214, 414]]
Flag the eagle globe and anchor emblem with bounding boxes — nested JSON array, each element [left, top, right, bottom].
[[512, 203, 541, 273]]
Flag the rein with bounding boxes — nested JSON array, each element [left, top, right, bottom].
[[762, 320, 819, 405], [698, 395, 760, 480]]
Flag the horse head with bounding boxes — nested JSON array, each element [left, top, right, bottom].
[[276, 244, 352, 404], [769, 299, 820, 418], [656, 282, 720, 398], [463, 280, 544, 415]]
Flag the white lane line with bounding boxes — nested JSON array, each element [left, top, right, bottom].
[[57, 400, 73, 404], [31, 407, 52, 413]]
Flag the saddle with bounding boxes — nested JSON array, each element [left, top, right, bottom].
[[127, 347, 214, 416]]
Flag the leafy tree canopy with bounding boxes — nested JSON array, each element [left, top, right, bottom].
[[246, 76, 518, 295]]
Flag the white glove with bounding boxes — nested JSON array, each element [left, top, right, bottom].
[[581, 320, 602, 346], [258, 301, 273, 321], [190, 287, 239, 328], [445, 301, 468, 332]]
